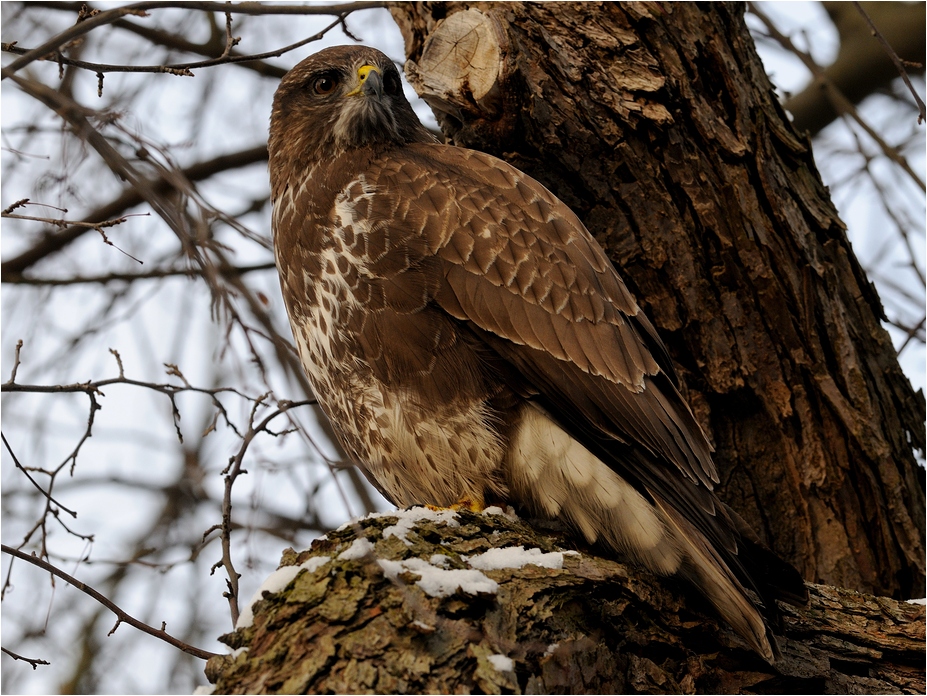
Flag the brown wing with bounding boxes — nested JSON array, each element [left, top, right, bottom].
[[344, 143, 806, 612], [362, 144, 717, 489]]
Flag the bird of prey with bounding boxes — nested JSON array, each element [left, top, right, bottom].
[[269, 44, 807, 661]]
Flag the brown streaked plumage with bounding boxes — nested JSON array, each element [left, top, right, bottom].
[[269, 44, 807, 661]]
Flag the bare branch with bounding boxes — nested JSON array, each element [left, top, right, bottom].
[[1, 545, 219, 661], [1, 433, 78, 518], [10, 75, 196, 240], [7, 339, 23, 384], [214, 397, 315, 628], [852, 1, 926, 123], [3, 206, 147, 264], [2, 262, 275, 286], [1, 647, 51, 670], [750, 3, 925, 191], [1, 145, 268, 277], [0, 1, 387, 79]]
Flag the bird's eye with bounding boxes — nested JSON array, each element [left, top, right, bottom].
[[313, 75, 337, 95]]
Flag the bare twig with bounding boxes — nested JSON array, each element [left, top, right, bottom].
[[1, 433, 78, 518], [10, 75, 194, 239], [7, 339, 23, 384], [852, 1, 926, 123], [213, 397, 315, 627], [0, 1, 387, 79], [2, 370, 268, 439], [2, 207, 148, 264], [0, 13, 345, 76], [1, 647, 51, 669], [2, 198, 31, 215], [3, 210, 138, 230], [894, 315, 926, 354], [2, 262, 275, 286], [1, 545, 218, 660], [1, 144, 268, 277], [17, 2, 285, 79], [750, 2, 925, 191]]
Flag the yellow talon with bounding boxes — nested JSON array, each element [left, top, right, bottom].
[[454, 497, 485, 513], [426, 496, 485, 513]]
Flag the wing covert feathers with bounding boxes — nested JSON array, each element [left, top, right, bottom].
[[361, 144, 809, 656]]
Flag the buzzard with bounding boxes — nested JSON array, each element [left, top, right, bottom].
[[270, 45, 806, 661]]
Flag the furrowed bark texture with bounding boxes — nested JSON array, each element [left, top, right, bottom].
[[389, 2, 926, 599], [205, 510, 926, 694]]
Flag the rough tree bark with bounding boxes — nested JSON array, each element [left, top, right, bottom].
[[389, 1, 925, 599], [205, 510, 925, 694]]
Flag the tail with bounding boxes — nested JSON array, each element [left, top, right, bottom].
[[655, 495, 808, 662]]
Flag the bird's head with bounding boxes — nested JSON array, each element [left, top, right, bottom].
[[269, 45, 433, 173]]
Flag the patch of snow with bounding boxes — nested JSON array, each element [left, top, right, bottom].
[[378, 557, 498, 597], [544, 642, 560, 657], [487, 653, 514, 672], [481, 505, 518, 519], [235, 564, 304, 629], [337, 537, 375, 561], [410, 619, 435, 632], [467, 546, 565, 571], [906, 598, 927, 605], [230, 647, 249, 659], [299, 556, 331, 573], [382, 506, 460, 545], [335, 508, 402, 532], [192, 685, 215, 695], [429, 553, 451, 567]]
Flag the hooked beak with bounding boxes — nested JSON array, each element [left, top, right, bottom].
[[347, 64, 383, 100]]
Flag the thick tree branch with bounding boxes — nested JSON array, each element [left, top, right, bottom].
[[204, 510, 926, 694]]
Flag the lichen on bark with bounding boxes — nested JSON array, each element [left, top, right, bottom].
[[206, 509, 924, 694]]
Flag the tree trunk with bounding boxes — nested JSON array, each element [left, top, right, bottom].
[[388, 1, 925, 599], [204, 509, 926, 694]]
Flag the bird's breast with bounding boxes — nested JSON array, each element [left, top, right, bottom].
[[281, 246, 510, 508]]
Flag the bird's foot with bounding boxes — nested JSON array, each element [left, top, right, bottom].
[[426, 496, 485, 513]]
